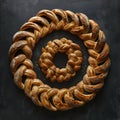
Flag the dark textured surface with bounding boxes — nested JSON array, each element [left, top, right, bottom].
[[0, 0, 120, 120]]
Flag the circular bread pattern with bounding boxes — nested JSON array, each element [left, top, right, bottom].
[[39, 38, 83, 82], [9, 9, 110, 111]]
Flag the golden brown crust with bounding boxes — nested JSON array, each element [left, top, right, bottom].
[[9, 9, 111, 111], [39, 38, 82, 82]]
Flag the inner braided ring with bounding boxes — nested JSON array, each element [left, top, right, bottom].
[[39, 38, 83, 82], [9, 9, 111, 111]]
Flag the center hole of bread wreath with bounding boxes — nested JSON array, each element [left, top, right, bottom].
[[53, 52, 68, 68]]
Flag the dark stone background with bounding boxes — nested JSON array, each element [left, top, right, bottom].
[[0, 0, 120, 120]]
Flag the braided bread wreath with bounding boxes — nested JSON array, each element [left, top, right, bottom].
[[39, 38, 83, 82], [9, 9, 111, 111]]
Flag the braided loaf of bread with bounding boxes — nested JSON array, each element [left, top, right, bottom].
[[39, 38, 83, 82], [9, 9, 110, 111]]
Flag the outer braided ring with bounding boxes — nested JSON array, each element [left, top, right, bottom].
[[9, 9, 111, 111], [39, 38, 83, 82]]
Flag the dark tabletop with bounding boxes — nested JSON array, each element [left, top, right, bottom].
[[0, 0, 120, 120]]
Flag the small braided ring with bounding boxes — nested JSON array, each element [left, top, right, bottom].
[[9, 9, 111, 111], [39, 38, 83, 82]]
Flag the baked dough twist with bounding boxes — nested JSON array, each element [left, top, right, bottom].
[[39, 38, 83, 82], [9, 9, 110, 111]]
